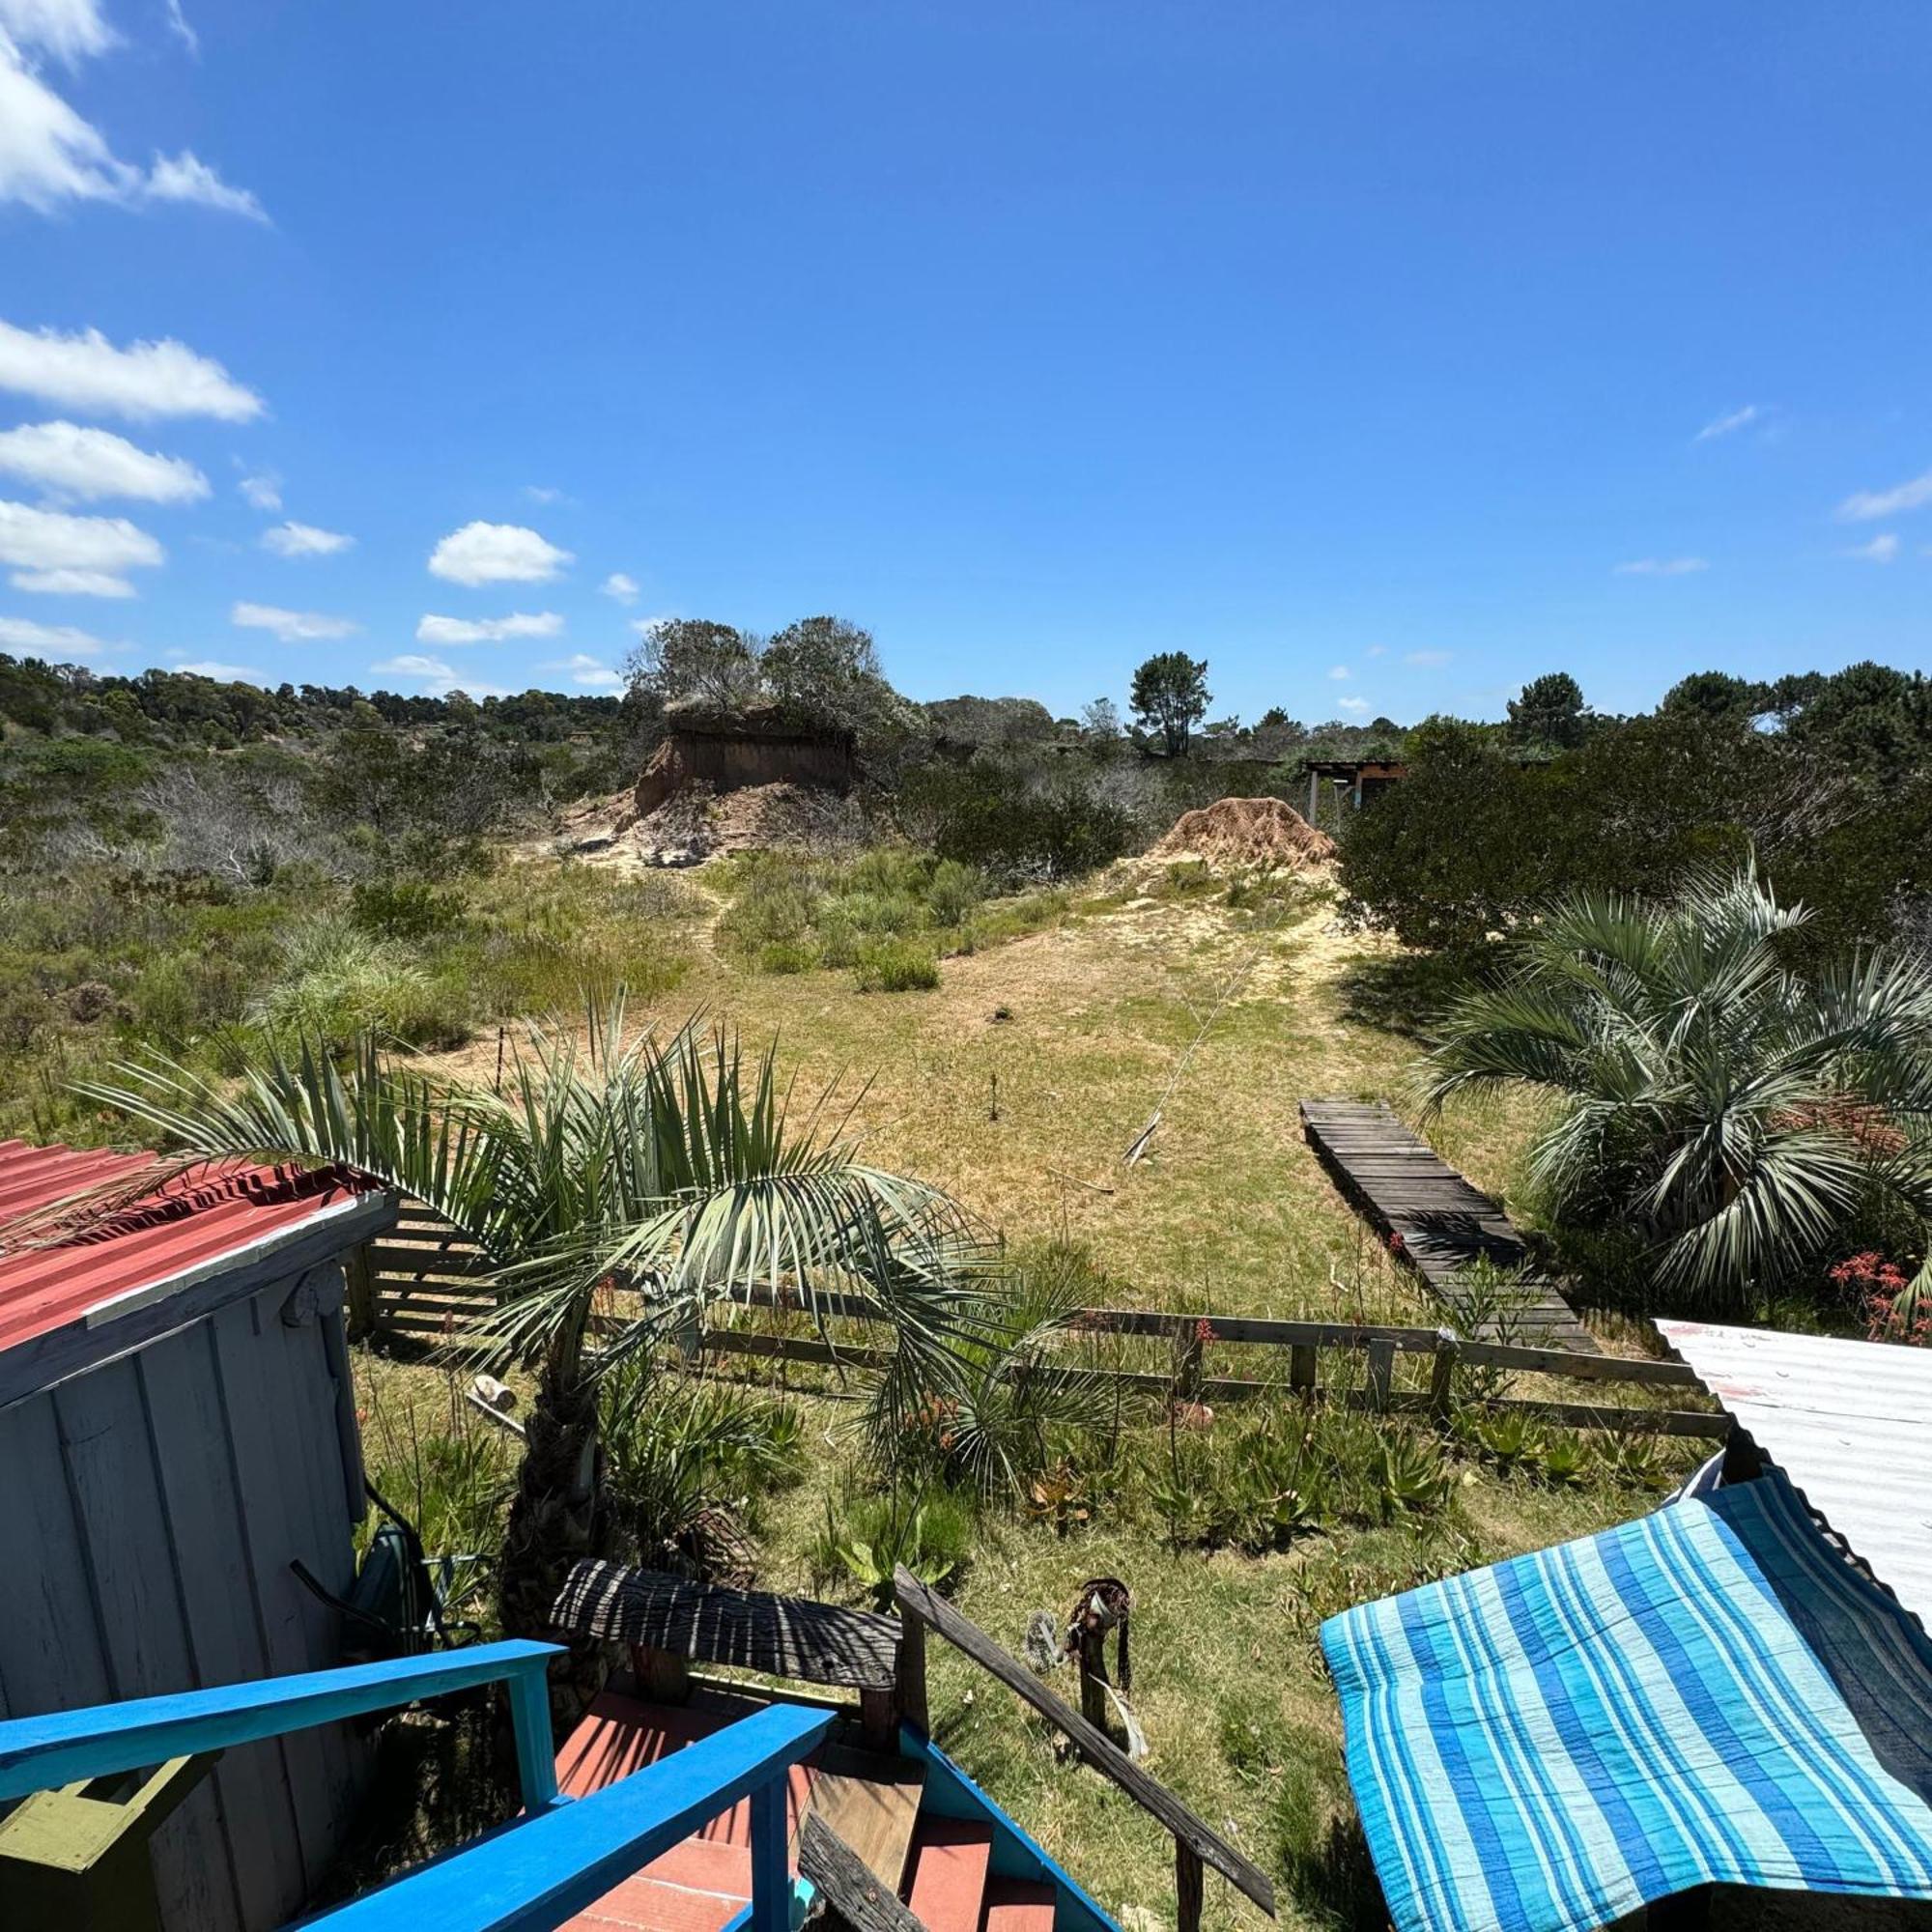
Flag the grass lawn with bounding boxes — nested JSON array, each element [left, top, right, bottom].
[[354, 860, 1696, 1929]]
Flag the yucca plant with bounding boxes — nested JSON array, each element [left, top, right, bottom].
[[1422, 863, 1932, 1315], [75, 998, 988, 1661]]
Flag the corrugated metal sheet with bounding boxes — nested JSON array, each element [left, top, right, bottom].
[[0, 1138, 371, 1361], [1657, 1318, 1932, 1633]]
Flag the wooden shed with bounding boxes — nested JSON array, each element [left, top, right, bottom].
[[0, 1140, 396, 1930]]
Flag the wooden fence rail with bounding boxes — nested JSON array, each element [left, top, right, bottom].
[[362, 1215, 1725, 1439]]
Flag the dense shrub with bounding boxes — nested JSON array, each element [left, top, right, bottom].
[[897, 758, 1136, 885], [854, 937, 940, 992]]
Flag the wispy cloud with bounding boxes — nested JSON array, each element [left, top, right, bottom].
[[1694, 404, 1760, 443], [1336, 696, 1370, 715], [372, 652, 510, 698], [0, 4, 262, 218], [540, 652, 623, 690], [1327, 665, 1350, 680], [600, 572, 639, 604], [237, 468, 281, 511], [173, 659, 268, 683], [427, 520, 572, 586], [1615, 555, 1709, 577], [1404, 649, 1452, 668], [1842, 532, 1899, 564], [261, 520, 353, 558], [521, 484, 568, 506], [0, 319, 263, 421], [0, 611, 117, 658], [415, 611, 562, 645], [231, 600, 357, 642], [1835, 469, 1932, 523], [0, 496, 161, 595], [0, 419, 207, 501]]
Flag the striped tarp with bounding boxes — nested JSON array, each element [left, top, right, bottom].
[[1322, 1472, 1932, 1932]]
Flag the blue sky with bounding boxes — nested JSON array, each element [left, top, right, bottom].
[[1, 2, 1928, 724]]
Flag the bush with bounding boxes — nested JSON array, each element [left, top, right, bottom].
[[811, 1485, 974, 1605], [251, 923, 459, 1050], [854, 937, 940, 992], [897, 758, 1135, 886], [756, 938, 820, 975]]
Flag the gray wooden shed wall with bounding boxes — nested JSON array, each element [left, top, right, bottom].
[[0, 1253, 373, 1930]]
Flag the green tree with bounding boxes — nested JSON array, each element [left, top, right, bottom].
[[624, 619, 763, 710], [1422, 865, 1932, 1313], [1660, 670, 1767, 724], [1128, 652, 1211, 756], [80, 1005, 982, 1667], [1507, 671, 1590, 749]]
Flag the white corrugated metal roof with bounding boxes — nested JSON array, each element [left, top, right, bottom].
[[1657, 1319, 1932, 1632]]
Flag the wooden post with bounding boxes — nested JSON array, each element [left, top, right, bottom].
[[1176, 1840, 1205, 1932], [343, 1242, 377, 1342], [631, 1644, 691, 1705], [894, 1603, 928, 1738], [1076, 1623, 1110, 1738], [1290, 1342, 1317, 1393], [1429, 1332, 1459, 1424], [1176, 1323, 1205, 1401], [1366, 1336, 1395, 1412]]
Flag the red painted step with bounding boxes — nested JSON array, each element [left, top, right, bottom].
[[981, 1877, 1058, 1931], [902, 1815, 995, 1932]]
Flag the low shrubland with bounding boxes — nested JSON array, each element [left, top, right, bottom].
[[715, 843, 1067, 987]]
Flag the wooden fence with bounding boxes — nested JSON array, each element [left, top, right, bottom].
[[358, 1214, 1723, 1439]]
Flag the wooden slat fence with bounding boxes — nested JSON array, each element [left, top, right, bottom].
[[360, 1216, 1721, 1438]]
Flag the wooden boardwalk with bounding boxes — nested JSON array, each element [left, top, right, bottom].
[[1300, 1098, 1597, 1352]]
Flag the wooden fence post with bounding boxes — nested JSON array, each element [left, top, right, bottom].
[[1290, 1343, 1317, 1394], [1366, 1336, 1395, 1412], [1176, 1320, 1205, 1401], [1176, 1840, 1205, 1932], [895, 1601, 929, 1738], [1430, 1331, 1459, 1424], [1076, 1622, 1110, 1736]]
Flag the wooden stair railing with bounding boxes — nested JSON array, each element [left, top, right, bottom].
[[893, 1568, 1276, 1931]]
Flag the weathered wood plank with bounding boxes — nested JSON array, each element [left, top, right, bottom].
[[551, 1562, 901, 1690], [55, 1359, 243, 1932], [140, 1323, 310, 1925], [893, 1570, 1276, 1918], [798, 1813, 932, 1932]]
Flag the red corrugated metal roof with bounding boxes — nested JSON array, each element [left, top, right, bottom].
[[0, 1138, 375, 1360]]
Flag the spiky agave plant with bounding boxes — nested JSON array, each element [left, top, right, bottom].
[[77, 997, 990, 1664], [1420, 863, 1932, 1315]]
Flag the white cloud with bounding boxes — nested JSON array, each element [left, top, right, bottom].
[[231, 599, 357, 642], [0, 1, 115, 65], [11, 564, 132, 595], [1836, 469, 1932, 523], [0, 497, 162, 597], [628, 612, 675, 638], [261, 519, 353, 558], [142, 149, 265, 221], [372, 652, 509, 698], [1843, 532, 1899, 564], [415, 611, 562, 645], [162, 0, 196, 56], [522, 484, 565, 505], [173, 659, 267, 682], [0, 418, 208, 502], [237, 469, 281, 511], [1615, 555, 1709, 576], [1694, 404, 1760, 442], [427, 520, 572, 586], [1365, 643, 1387, 658], [1327, 665, 1350, 680], [600, 571, 639, 604], [1404, 649, 1452, 667], [1336, 696, 1370, 715], [0, 319, 263, 421], [541, 652, 623, 690], [0, 611, 113, 657], [0, 34, 263, 218]]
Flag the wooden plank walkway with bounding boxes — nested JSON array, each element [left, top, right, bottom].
[[1299, 1098, 1598, 1353]]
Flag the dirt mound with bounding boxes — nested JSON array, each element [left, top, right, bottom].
[[1151, 796, 1336, 871], [544, 781, 863, 870]]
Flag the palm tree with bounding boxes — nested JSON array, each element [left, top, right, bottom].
[[1420, 864, 1932, 1314], [77, 1000, 989, 1660]]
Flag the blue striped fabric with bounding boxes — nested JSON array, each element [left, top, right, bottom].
[[1322, 1471, 1932, 1932]]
